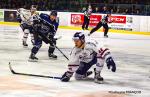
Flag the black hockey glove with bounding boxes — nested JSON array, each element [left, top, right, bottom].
[[47, 34, 55, 44], [106, 57, 116, 72], [61, 71, 73, 82]]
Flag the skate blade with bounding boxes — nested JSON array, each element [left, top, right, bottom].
[[94, 80, 104, 84], [23, 46, 28, 48], [28, 59, 38, 62], [49, 57, 57, 60]]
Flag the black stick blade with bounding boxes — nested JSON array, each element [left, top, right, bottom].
[[8, 62, 61, 79], [9, 62, 17, 74]]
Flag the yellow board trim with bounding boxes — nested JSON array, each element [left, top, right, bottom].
[[0, 22, 150, 36]]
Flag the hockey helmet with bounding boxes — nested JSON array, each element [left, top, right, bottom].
[[50, 10, 57, 16], [73, 32, 85, 42]]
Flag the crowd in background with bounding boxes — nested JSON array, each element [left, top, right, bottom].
[[86, 5, 142, 15], [0, 0, 150, 15]]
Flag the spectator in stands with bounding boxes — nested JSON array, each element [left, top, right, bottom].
[[101, 6, 108, 14], [134, 9, 141, 15], [0, 0, 148, 15], [123, 9, 130, 14], [111, 9, 115, 14], [116, 7, 121, 14], [93, 7, 100, 13]]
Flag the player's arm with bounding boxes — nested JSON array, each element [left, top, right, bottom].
[[17, 8, 30, 22], [61, 48, 80, 82], [39, 13, 58, 32], [16, 9, 22, 23]]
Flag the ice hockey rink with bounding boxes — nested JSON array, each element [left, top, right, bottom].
[[0, 25, 150, 97]]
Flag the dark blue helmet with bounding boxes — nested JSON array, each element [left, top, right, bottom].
[[50, 10, 57, 16], [73, 32, 85, 42]]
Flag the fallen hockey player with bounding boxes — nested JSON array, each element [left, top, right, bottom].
[[61, 32, 116, 83]]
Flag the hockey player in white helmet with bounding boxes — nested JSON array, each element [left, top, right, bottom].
[[61, 32, 116, 83], [17, 5, 38, 47]]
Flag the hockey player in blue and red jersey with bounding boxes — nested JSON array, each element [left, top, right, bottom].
[[61, 32, 116, 83], [29, 10, 59, 61]]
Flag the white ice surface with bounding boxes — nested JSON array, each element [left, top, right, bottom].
[[0, 25, 150, 97]]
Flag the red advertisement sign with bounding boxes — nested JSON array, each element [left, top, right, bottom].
[[71, 14, 83, 25], [71, 14, 101, 26], [89, 15, 101, 26], [111, 16, 126, 24], [71, 14, 127, 28]]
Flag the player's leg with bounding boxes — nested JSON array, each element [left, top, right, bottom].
[[30, 33, 34, 45], [94, 56, 105, 83], [29, 37, 42, 61], [103, 23, 109, 38], [61, 57, 95, 82], [89, 21, 102, 36], [75, 56, 97, 80], [29, 27, 35, 45], [48, 39, 57, 59], [20, 23, 29, 47], [85, 18, 90, 30], [22, 29, 29, 46], [82, 16, 87, 30]]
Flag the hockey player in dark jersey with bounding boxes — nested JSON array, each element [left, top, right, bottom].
[[88, 13, 113, 38], [61, 32, 116, 83], [29, 10, 59, 61], [82, 5, 92, 30]]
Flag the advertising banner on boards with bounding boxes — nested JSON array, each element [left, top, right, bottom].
[[71, 13, 133, 30]]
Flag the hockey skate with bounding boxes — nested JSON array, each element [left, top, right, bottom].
[[29, 53, 38, 62], [22, 41, 28, 47], [104, 35, 108, 38], [49, 53, 57, 59], [94, 69, 104, 84], [85, 28, 89, 30]]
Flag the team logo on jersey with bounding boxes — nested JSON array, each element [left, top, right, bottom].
[[40, 24, 49, 33]]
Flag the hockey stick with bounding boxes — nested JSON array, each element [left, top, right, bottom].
[[37, 32, 69, 60], [8, 62, 61, 79], [53, 36, 69, 60], [54, 44, 69, 60], [54, 36, 62, 40]]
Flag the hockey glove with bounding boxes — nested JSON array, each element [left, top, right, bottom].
[[106, 57, 116, 72], [47, 34, 55, 44], [61, 71, 73, 82]]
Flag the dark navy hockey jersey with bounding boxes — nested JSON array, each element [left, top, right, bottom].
[[34, 13, 59, 37]]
